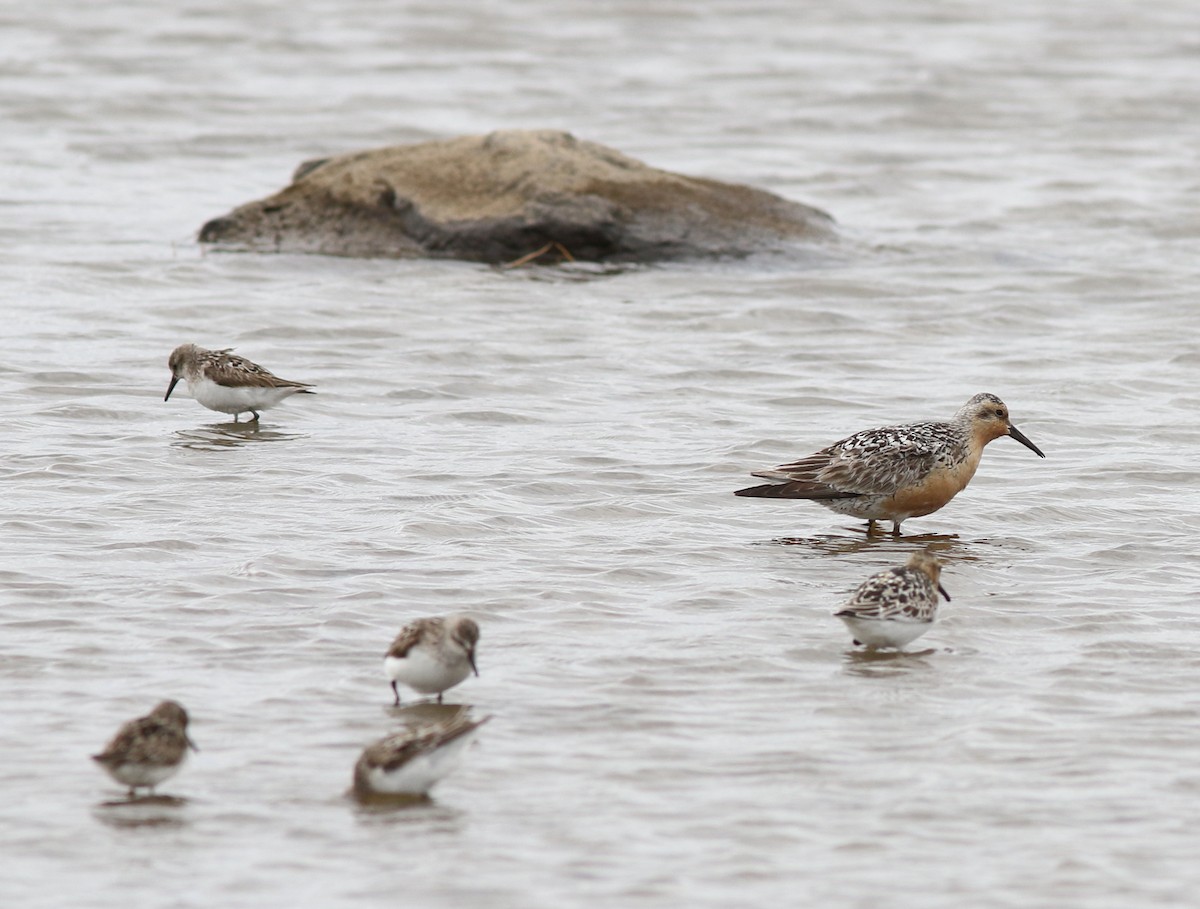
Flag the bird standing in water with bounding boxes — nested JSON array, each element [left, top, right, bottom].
[[735, 393, 1045, 534], [164, 343, 315, 422], [834, 550, 950, 649]]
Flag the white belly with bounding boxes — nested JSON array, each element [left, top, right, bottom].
[[384, 649, 471, 695], [358, 733, 477, 796], [187, 376, 300, 415], [106, 759, 184, 789], [838, 615, 933, 649]]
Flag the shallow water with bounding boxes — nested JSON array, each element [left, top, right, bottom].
[[3, 1, 1200, 907]]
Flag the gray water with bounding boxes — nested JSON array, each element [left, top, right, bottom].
[[3, 1, 1200, 907]]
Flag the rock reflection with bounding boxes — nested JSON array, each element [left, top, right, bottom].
[[501, 260, 634, 281]]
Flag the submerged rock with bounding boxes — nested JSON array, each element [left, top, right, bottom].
[[198, 130, 834, 264]]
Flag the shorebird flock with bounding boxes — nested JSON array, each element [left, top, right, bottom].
[[96, 612, 485, 801], [92, 351, 1047, 802], [735, 392, 1043, 648]]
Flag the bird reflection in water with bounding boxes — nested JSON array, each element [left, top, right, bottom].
[[172, 422, 306, 451], [763, 530, 966, 559], [92, 795, 189, 830], [839, 646, 943, 678]]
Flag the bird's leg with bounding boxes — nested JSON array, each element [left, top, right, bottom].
[[232, 413, 240, 423], [891, 522, 903, 536], [391, 681, 401, 707], [437, 693, 444, 704], [249, 411, 260, 422], [866, 519, 877, 533]]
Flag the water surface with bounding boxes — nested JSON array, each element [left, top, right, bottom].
[[3, 2, 1200, 907]]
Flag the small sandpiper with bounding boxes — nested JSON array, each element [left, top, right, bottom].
[[92, 700, 198, 797], [735, 393, 1045, 534], [164, 343, 315, 422], [384, 615, 480, 706], [353, 712, 490, 798], [835, 550, 950, 650]]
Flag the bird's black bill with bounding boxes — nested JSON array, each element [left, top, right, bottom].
[[164, 375, 181, 402], [468, 650, 479, 677], [186, 734, 199, 752], [1008, 425, 1045, 458], [938, 584, 951, 602]]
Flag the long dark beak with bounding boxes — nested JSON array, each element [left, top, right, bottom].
[[1008, 424, 1045, 458], [938, 584, 951, 603], [186, 734, 199, 753], [164, 374, 181, 402], [468, 649, 479, 677]]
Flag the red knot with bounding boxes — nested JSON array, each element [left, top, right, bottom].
[[735, 393, 1045, 534]]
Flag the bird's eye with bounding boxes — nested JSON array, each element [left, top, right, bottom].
[[994, 409, 1005, 418]]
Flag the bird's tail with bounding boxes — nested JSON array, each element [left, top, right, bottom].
[[734, 482, 859, 500]]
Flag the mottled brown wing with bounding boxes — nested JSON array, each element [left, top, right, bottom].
[[834, 570, 892, 618], [814, 440, 937, 496], [360, 733, 427, 771], [366, 715, 490, 772], [385, 618, 440, 659], [740, 451, 860, 499], [95, 717, 183, 766], [205, 350, 313, 390], [836, 568, 934, 621], [742, 427, 939, 498]]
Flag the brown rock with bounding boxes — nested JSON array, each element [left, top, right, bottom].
[[198, 129, 835, 264]]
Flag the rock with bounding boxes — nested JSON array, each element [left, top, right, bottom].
[[198, 129, 835, 264]]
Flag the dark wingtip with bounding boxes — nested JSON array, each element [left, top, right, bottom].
[[734, 482, 807, 499], [735, 481, 861, 500]]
